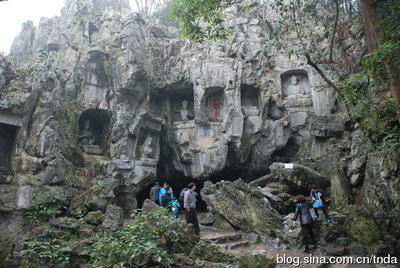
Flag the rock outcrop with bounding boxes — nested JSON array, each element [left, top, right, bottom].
[[201, 180, 282, 236], [0, 0, 399, 264]]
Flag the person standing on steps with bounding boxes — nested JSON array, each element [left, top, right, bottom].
[[292, 195, 317, 253], [310, 184, 332, 224], [184, 182, 200, 236], [149, 181, 160, 205]]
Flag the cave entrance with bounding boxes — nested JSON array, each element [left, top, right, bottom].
[[0, 112, 21, 173], [78, 109, 111, 155], [136, 161, 243, 212], [136, 173, 209, 211], [0, 122, 19, 172]]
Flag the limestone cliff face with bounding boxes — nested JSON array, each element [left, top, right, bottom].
[[1, 0, 399, 259]]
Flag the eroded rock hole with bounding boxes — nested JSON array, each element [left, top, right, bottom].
[[0, 122, 19, 172], [78, 109, 111, 155]]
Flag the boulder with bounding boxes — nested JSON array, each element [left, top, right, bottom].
[[102, 204, 123, 231], [201, 180, 282, 236]]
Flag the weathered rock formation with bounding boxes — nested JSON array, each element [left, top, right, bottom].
[[201, 180, 282, 236], [0, 0, 399, 264]]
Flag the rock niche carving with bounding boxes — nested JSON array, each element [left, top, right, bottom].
[[241, 86, 260, 116], [170, 89, 194, 123], [281, 70, 312, 107], [140, 137, 154, 159], [178, 100, 194, 121], [204, 88, 224, 122], [78, 109, 110, 155]]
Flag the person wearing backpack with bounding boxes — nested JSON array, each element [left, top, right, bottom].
[[149, 181, 160, 205], [310, 184, 332, 224], [171, 197, 181, 218], [292, 195, 317, 253]]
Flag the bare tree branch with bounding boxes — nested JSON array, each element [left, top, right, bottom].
[[329, 0, 339, 63], [305, 53, 344, 97]]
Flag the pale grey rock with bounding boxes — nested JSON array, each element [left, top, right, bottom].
[[201, 180, 282, 236], [1, 0, 399, 258], [102, 204, 123, 231]]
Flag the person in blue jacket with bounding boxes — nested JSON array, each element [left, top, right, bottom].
[[310, 184, 332, 224]]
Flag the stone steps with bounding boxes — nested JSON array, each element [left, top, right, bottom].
[[218, 240, 250, 250], [200, 227, 254, 258]]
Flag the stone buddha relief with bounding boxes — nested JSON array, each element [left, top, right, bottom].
[[78, 109, 110, 155], [79, 119, 96, 146], [286, 75, 306, 95], [281, 71, 312, 107], [281, 71, 310, 98], [241, 86, 260, 116]]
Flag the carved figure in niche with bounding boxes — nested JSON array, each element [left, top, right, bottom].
[[179, 100, 194, 121], [79, 119, 95, 146], [241, 91, 255, 107], [287, 75, 305, 95], [140, 137, 153, 158]]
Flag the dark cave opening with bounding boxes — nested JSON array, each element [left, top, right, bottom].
[[0, 122, 19, 172], [270, 137, 299, 163], [136, 135, 241, 211]]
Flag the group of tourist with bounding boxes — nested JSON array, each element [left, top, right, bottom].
[[149, 180, 331, 248], [149, 181, 200, 236]]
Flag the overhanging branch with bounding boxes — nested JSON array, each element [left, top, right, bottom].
[[305, 53, 344, 97]]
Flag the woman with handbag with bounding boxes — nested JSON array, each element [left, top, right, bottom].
[[310, 184, 332, 224]]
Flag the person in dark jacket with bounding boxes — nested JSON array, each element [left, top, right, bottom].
[[292, 195, 317, 253], [310, 184, 332, 224], [149, 181, 160, 204], [161, 186, 174, 210]]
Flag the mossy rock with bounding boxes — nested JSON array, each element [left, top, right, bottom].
[[237, 252, 276, 268], [348, 210, 379, 245], [84, 210, 105, 225], [190, 240, 233, 264], [195, 261, 227, 267]]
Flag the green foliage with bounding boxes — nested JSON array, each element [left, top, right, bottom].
[[88, 207, 182, 267], [171, 0, 257, 43], [24, 191, 66, 224], [342, 76, 400, 150], [19, 240, 72, 264], [342, 1, 400, 151], [151, 0, 180, 27]]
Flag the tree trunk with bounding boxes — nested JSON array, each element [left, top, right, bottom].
[[361, 0, 400, 108], [360, 0, 381, 52]]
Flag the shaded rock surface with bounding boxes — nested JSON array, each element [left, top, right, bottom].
[[0, 0, 399, 265], [201, 180, 282, 236]]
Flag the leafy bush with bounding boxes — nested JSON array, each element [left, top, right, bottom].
[[19, 240, 72, 263], [342, 76, 400, 150], [24, 191, 66, 224], [342, 0, 400, 151], [89, 207, 185, 267]]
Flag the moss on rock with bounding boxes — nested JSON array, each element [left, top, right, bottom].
[[237, 252, 276, 268], [348, 209, 379, 245], [190, 240, 233, 264]]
